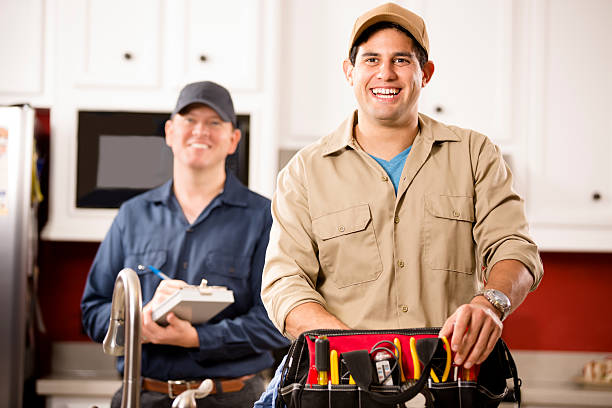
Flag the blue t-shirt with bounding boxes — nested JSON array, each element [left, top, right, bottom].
[[369, 146, 412, 193], [81, 172, 289, 380]]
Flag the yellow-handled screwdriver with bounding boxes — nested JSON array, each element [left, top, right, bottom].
[[330, 350, 339, 385]]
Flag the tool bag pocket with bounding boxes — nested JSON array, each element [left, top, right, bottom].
[[276, 328, 521, 408]]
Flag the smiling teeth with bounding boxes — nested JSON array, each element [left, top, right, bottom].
[[372, 88, 400, 97], [191, 143, 210, 149]]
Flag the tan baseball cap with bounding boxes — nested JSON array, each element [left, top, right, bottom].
[[348, 2, 429, 58]]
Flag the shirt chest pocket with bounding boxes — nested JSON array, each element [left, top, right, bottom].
[[125, 250, 167, 275], [205, 251, 250, 280], [425, 195, 476, 274], [312, 204, 383, 288]]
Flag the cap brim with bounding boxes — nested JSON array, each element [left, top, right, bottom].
[[172, 99, 234, 125]]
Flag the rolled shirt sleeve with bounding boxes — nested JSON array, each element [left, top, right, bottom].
[[471, 139, 543, 291]]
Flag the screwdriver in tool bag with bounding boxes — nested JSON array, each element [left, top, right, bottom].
[[315, 336, 330, 385], [330, 349, 339, 385]]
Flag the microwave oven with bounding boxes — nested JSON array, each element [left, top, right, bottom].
[[76, 110, 249, 208]]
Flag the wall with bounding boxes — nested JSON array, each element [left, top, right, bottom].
[[37, 246, 612, 351], [503, 252, 612, 352]]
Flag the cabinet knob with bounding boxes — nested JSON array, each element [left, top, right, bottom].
[[435, 105, 444, 113], [123, 52, 133, 60], [592, 192, 602, 201], [199, 54, 208, 62]]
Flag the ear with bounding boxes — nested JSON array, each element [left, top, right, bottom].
[[227, 128, 242, 155], [421, 60, 435, 87], [343, 59, 355, 86], [164, 119, 174, 147]]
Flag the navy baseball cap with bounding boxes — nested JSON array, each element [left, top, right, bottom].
[[172, 81, 237, 127]]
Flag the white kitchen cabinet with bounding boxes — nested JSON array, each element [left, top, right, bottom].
[[418, 0, 514, 146], [279, 0, 374, 146], [178, 0, 262, 91], [58, 0, 261, 91], [0, 0, 45, 94], [66, 0, 162, 88], [0, 0, 57, 107], [522, 0, 612, 251]]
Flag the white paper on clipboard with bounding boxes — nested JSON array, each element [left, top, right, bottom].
[[151, 282, 234, 325]]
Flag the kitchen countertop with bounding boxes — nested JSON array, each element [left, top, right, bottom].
[[36, 371, 121, 397], [36, 341, 121, 397], [512, 350, 612, 407]]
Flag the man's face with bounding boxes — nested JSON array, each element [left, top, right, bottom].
[[344, 28, 432, 127], [164, 104, 240, 171]]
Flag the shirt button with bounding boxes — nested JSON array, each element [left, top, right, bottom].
[[338, 225, 345, 232], [381, 175, 388, 182], [394, 216, 400, 224], [183, 262, 188, 269], [186, 228, 193, 233], [398, 260, 405, 268], [400, 305, 409, 313], [452, 210, 460, 218]]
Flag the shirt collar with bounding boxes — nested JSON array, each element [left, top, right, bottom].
[[144, 172, 248, 208], [145, 179, 174, 205], [322, 111, 358, 156], [219, 172, 248, 207], [322, 110, 461, 157]]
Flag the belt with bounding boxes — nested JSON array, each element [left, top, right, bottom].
[[142, 374, 255, 399]]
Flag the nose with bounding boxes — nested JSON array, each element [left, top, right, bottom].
[[377, 61, 397, 81], [192, 122, 209, 136]]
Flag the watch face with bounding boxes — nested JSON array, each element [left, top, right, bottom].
[[486, 289, 510, 311]]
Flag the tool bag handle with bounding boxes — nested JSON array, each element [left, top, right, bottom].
[[341, 337, 441, 405]]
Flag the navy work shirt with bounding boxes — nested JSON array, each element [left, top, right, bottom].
[[81, 173, 289, 380]]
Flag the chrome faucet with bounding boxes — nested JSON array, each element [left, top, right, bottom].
[[103, 268, 142, 408]]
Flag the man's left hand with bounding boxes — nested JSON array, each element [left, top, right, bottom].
[[141, 305, 200, 348], [438, 298, 503, 369]]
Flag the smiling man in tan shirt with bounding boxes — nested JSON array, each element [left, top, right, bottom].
[[261, 3, 543, 371]]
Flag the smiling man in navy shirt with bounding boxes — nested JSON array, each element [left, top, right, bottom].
[[81, 81, 288, 408]]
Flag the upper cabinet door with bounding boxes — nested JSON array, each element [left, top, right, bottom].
[[0, 0, 44, 94], [418, 0, 514, 145], [526, 0, 612, 247], [66, 0, 162, 88], [179, 0, 262, 91]]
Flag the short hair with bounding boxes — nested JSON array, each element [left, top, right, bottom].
[[348, 22, 428, 69]]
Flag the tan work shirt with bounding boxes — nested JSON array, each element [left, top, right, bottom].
[[262, 111, 543, 336]]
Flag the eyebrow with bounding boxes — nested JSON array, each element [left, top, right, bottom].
[[360, 51, 415, 58]]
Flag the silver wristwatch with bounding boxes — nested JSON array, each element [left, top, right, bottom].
[[474, 289, 511, 321]]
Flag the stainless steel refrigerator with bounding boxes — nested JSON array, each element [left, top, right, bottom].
[[0, 105, 36, 408]]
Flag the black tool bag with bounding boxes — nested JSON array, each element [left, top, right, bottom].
[[276, 328, 521, 408]]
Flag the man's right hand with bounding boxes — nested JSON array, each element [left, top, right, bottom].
[[146, 279, 188, 308]]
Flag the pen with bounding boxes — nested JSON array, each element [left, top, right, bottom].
[[147, 265, 170, 280]]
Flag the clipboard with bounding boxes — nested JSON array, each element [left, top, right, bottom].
[[151, 279, 234, 325]]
